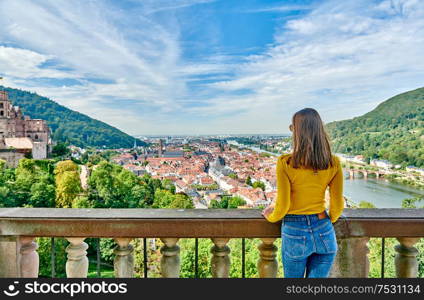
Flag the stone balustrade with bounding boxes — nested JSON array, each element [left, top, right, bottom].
[[0, 208, 423, 278]]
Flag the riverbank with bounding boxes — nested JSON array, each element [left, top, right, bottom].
[[384, 173, 424, 190]]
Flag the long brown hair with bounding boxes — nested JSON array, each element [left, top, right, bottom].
[[290, 108, 333, 170]]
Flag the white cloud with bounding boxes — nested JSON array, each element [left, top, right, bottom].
[[0, 0, 423, 135], [0, 46, 74, 79], [245, 4, 313, 13], [0, 0, 192, 129], [139, 0, 216, 15], [197, 0, 424, 130]]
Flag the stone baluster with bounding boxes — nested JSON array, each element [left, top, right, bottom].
[[257, 238, 278, 278], [395, 237, 420, 278], [65, 238, 88, 278], [210, 238, 231, 278], [330, 237, 370, 278], [0, 236, 19, 277], [160, 238, 180, 278], [114, 238, 134, 278], [19, 237, 39, 278]]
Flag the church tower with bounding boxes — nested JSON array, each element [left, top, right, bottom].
[[158, 139, 163, 156]]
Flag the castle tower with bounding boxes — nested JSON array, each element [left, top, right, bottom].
[[0, 91, 11, 118], [0, 91, 14, 143]]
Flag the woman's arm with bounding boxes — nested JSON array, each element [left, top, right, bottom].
[[328, 157, 344, 223], [264, 156, 291, 223]]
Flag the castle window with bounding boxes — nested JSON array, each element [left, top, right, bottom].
[[35, 134, 39, 140], [0, 103, 3, 108], [0, 110, 3, 116]]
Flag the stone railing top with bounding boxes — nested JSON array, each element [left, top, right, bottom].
[[1, 207, 423, 219], [0, 208, 423, 238]]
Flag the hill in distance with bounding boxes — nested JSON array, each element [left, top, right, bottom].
[[326, 87, 424, 167], [1, 86, 145, 149]]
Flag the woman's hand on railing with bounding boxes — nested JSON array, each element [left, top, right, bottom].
[[261, 205, 274, 218]]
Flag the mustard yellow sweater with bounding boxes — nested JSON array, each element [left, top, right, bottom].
[[265, 154, 344, 224]]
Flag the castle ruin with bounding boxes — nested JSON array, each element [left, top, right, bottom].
[[0, 91, 52, 166]]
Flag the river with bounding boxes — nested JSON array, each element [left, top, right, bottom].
[[343, 175, 424, 208]]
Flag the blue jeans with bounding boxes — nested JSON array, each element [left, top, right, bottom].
[[281, 211, 337, 278]]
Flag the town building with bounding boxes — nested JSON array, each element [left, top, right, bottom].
[[370, 159, 393, 169], [336, 153, 366, 164]]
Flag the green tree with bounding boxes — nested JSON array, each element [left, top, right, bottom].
[[28, 175, 55, 207], [13, 159, 41, 206], [252, 181, 265, 191], [162, 179, 176, 193], [402, 197, 424, 208], [51, 143, 70, 158], [153, 189, 175, 208], [209, 196, 246, 209], [228, 196, 246, 208], [55, 160, 81, 208], [170, 194, 194, 209], [37, 238, 67, 278]]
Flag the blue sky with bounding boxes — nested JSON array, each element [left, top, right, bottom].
[[0, 0, 423, 135]]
